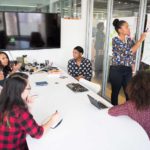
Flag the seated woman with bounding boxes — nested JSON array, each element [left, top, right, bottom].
[[109, 71, 150, 139], [0, 72, 59, 149], [0, 51, 21, 86], [68, 46, 92, 81]]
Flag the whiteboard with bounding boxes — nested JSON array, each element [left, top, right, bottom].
[[141, 14, 150, 65]]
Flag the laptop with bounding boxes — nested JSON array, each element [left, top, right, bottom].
[[66, 83, 88, 92], [87, 94, 108, 109]]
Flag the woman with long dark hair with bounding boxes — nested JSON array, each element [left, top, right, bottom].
[[109, 19, 147, 105], [0, 51, 21, 86], [0, 72, 59, 149], [109, 71, 150, 139]]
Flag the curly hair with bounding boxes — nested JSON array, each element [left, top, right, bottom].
[[127, 71, 150, 110]]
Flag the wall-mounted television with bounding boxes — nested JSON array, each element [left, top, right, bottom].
[[0, 12, 61, 50]]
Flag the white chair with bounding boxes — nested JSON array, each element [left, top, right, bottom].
[[79, 78, 101, 94]]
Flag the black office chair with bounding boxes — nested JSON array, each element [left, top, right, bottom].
[[30, 32, 45, 48], [0, 30, 8, 49]]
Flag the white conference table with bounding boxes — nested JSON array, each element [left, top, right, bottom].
[[26, 71, 150, 150]]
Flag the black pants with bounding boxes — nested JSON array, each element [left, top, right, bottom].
[[109, 65, 132, 105]]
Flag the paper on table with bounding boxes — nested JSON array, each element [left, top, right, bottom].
[[48, 70, 63, 78], [79, 78, 101, 94], [48, 73, 61, 78]]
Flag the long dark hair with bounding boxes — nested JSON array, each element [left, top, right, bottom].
[[127, 71, 150, 110], [0, 51, 11, 77], [0, 73, 28, 124]]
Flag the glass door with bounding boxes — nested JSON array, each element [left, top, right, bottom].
[[90, 0, 108, 93], [104, 0, 141, 104]]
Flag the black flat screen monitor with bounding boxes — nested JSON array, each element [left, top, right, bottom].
[[0, 12, 61, 50]]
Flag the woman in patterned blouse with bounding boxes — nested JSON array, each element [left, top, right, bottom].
[[0, 72, 59, 150], [68, 46, 92, 81], [109, 19, 147, 105]]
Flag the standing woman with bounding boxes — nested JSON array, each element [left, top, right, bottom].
[[109, 19, 147, 105]]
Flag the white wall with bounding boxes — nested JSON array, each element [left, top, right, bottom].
[[6, 0, 88, 71]]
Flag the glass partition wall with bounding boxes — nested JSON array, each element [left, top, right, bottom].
[[0, 0, 81, 19], [105, 0, 140, 104], [91, 0, 107, 92], [90, 0, 148, 105], [0, 0, 50, 12]]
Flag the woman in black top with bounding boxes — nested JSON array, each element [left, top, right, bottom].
[[109, 19, 147, 105]]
